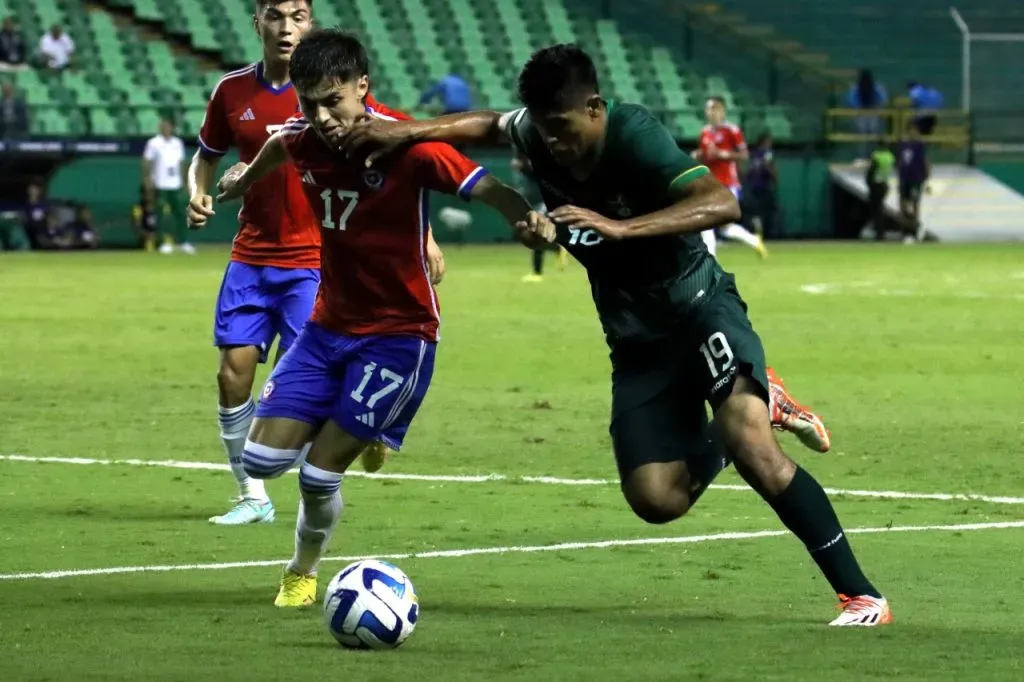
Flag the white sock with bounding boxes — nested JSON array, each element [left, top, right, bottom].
[[701, 229, 717, 256], [288, 462, 344, 576], [720, 223, 762, 250], [218, 398, 267, 501]]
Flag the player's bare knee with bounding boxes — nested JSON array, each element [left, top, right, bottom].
[[622, 480, 691, 525], [625, 491, 690, 524]]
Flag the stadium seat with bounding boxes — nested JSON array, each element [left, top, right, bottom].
[[2, 0, 801, 139]]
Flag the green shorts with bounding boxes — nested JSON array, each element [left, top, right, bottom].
[[157, 189, 183, 218], [608, 275, 769, 481]]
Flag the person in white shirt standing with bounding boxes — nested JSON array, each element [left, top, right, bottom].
[[37, 24, 74, 71], [143, 118, 194, 254]]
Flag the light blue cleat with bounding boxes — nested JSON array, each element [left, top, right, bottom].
[[208, 498, 275, 525]]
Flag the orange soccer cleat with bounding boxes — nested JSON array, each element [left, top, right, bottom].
[[766, 367, 831, 453], [829, 594, 893, 627]]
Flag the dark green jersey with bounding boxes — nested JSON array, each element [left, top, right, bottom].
[[504, 101, 725, 345]]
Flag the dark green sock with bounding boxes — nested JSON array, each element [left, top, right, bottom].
[[768, 466, 880, 598], [532, 249, 544, 275], [686, 420, 732, 506]]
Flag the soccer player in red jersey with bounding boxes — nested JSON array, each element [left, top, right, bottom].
[[694, 96, 767, 259], [185, 1, 443, 526], [214, 29, 553, 606]]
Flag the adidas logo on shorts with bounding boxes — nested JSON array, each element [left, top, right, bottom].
[[356, 413, 375, 427]]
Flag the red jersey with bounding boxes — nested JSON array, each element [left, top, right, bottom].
[[280, 116, 487, 342], [698, 122, 747, 189], [198, 61, 403, 269]]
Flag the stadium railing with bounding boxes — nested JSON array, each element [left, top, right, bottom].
[[823, 107, 971, 153]]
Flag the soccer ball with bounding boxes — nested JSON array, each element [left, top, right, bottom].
[[323, 559, 419, 650]]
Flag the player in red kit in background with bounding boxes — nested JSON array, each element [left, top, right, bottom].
[[214, 29, 554, 607], [694, 97, 768, 259], [185, 0, 445, 526]]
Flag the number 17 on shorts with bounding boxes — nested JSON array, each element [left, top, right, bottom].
[[257, 324, 437, 451]]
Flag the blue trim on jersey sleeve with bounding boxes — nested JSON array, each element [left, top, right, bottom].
[[457, 167, 488, 201], [198, 138, 227, 157]]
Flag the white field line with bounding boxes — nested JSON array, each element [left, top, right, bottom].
[[3, 453, 1024, 506], [1, 520, 1022, 582], [799, 282, 1024, 300]]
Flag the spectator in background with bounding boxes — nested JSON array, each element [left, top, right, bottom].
[[23, 180, 50, 249], [37, 23, 74, 72], [142, 117, 193, 254], [743, 133, 779, 240], [131, 184, 160, 252], [898, 122, 929, 237], [864, 140, 895, 241], [846, 69, 887, 159], [67, 205, 100, 249], [907, 81, 943, 136], [419, 74, 472, 114], [0, 80, 29, 137], [0, 16, 26, 68], [30, 212, 75, 249]]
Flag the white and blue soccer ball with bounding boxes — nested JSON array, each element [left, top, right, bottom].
[[323, 559, 419, 650]]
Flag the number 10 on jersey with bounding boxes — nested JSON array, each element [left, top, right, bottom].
[[320, 189, 359, 230]]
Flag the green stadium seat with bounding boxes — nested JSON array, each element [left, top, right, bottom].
[[0, 0, 799, 140]]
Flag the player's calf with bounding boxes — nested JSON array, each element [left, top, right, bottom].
[[276, 420, 366, 607], [714, 379, 796, 497], [717, 376, 886, 616], [217, 346, 261, 407]]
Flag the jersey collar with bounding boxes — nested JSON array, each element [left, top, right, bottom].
[[256, 61, 294, 95]]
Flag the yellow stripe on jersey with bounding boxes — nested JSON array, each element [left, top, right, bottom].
[[667, 165, 710, 190]]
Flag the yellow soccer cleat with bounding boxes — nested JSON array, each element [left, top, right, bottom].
[[521, 273, 544, 283], [274, 570, 317, 607], [755, 236, 769, 259], [360, 440, 394, 473]]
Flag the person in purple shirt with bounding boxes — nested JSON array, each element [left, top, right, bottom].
[[898, 123, 930, 229], [743, 133, 778, 239]]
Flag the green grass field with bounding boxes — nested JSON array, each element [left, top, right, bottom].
[[1, 243, 1023, 681]]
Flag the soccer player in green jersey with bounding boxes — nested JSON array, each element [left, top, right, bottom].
[[339, 45, 890, 627]]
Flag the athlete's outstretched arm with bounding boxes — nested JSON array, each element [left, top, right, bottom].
[[470, 175, 555, 248], [186, 151, 221, 228], [214, 134, 288, 203], [617, 174, 740, 239], [339, 111, 509, 167], [551, 175, 739, 241]]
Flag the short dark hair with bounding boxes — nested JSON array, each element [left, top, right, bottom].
[[253, 0, 313, 11], [708, 95, 727, 108], [517, 44, 599, 113], [288, 28, 368, 92]]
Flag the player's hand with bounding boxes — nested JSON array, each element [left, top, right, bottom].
[[336, 118, 413, 168], [187, 194, 215, 230], [549, 205, 628, 240], [514, 210, 557, 248], [705, 143, 729, 161], [215, 162, 249, 203], [426, 235, 446, 285]]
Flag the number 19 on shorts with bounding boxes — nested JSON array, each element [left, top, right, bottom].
[[699, 331, 735, 378]]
